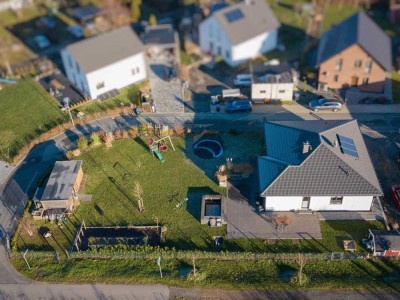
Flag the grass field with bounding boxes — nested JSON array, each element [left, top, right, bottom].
[[0, 79, 67, 160], [10, 253, 400, 289]]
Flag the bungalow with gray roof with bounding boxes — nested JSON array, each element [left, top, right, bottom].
[[258, 120, 382, 211], [199, 0, 280, 66]]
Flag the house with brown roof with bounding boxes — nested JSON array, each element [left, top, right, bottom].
[[316, 11, 391, 93]]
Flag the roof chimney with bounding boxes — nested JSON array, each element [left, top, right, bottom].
[[303, 141, 312, 154], [333, 140, 338, 148]]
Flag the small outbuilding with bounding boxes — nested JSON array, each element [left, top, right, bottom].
[[38, 160, 84, 212], [142, 24, 179, 60], [367, 230, 400, 257], [69, 5, 101, 25], [251, 63, 294, 103]]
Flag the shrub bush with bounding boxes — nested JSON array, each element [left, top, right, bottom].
[[90, 132, 101, 147], [128, 125, 139, 137], [77, 136, 88, 150]]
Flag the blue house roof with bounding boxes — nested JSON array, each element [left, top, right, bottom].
[[258, 157, 288, 194], [264, 122, 320, 165]]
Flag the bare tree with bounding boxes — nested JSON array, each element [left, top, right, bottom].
[[192, 255, 196, 276], [292, 253, 309, 286], [133, 181, 144, 212]]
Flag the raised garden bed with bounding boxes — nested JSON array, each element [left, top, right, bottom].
[[73, 225, 162, 251]]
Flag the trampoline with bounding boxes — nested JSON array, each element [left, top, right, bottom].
[[193, 131, 224, 159]]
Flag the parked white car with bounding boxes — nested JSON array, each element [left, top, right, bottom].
[[234, 74, 252, 87]]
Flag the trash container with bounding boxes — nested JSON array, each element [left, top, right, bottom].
[[216, 104, 221, 112], [135, 107, 141, 116]]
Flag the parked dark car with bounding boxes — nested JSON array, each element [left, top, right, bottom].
[[391, 185, 400, 209], [225, 99, 252, 113], [309, 98, 343, 112]]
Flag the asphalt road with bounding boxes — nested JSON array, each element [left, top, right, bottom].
[[2, 106, 400, 298]]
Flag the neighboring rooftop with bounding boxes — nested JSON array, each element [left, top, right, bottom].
[[370, 230, 400, 251], [142, 24, 176, 46], [66, 25, 144, 73], [316, 11, 391, 71], [253, 63, 293, 84], [70, 5, 101, 23], [210, 0, 280, 45], [259, 120, 382, 197], [41, 160, 82, 201]]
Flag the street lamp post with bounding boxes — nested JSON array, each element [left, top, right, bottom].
[[23, 249, 31, 270], [63, 97, 75, 127]]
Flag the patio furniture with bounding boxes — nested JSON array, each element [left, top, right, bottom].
[[274, 215, 293, 232]]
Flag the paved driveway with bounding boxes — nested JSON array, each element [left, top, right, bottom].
[[147, 57, 184, 113]]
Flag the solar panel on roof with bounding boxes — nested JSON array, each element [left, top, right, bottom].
[[337, 134, 353, 145], [337, 134, 358, 158], [225, 8, 244, 23]]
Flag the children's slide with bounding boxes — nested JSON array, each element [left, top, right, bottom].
[[153, 148, 165, 162]]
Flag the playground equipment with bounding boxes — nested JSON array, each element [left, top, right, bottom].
[[149, 136, 175, 162], [0, 78, 17, 84]]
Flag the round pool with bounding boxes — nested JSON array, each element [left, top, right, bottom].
[[193, 139, 223, 159]]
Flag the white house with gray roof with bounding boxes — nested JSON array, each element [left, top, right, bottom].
[[199, 0, 280, 67], [258, 120, 382, 212], [61, 25, 147, 99]]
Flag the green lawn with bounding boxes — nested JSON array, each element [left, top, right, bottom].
[[0, 79, 67, 160], [180, 51, 200, 66], [0, 6, 44, 66], [320, 5, 359, 33], [10, 253, 400, 289]]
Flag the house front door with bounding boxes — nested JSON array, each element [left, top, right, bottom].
[[301, 197, 310, 210], [351, 76, 359, 87]]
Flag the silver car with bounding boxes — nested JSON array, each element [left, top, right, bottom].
[[309, 99, 343, 112]]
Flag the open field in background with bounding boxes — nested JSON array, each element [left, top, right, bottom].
[[0, 79, 67, 160]]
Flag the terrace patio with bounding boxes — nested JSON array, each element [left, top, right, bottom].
[[225, 183, 322, 239]]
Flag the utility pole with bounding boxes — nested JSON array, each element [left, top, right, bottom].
[[63, 97, 75, 127]]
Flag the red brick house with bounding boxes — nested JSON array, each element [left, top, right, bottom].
[[316, 11, 391, 93]]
